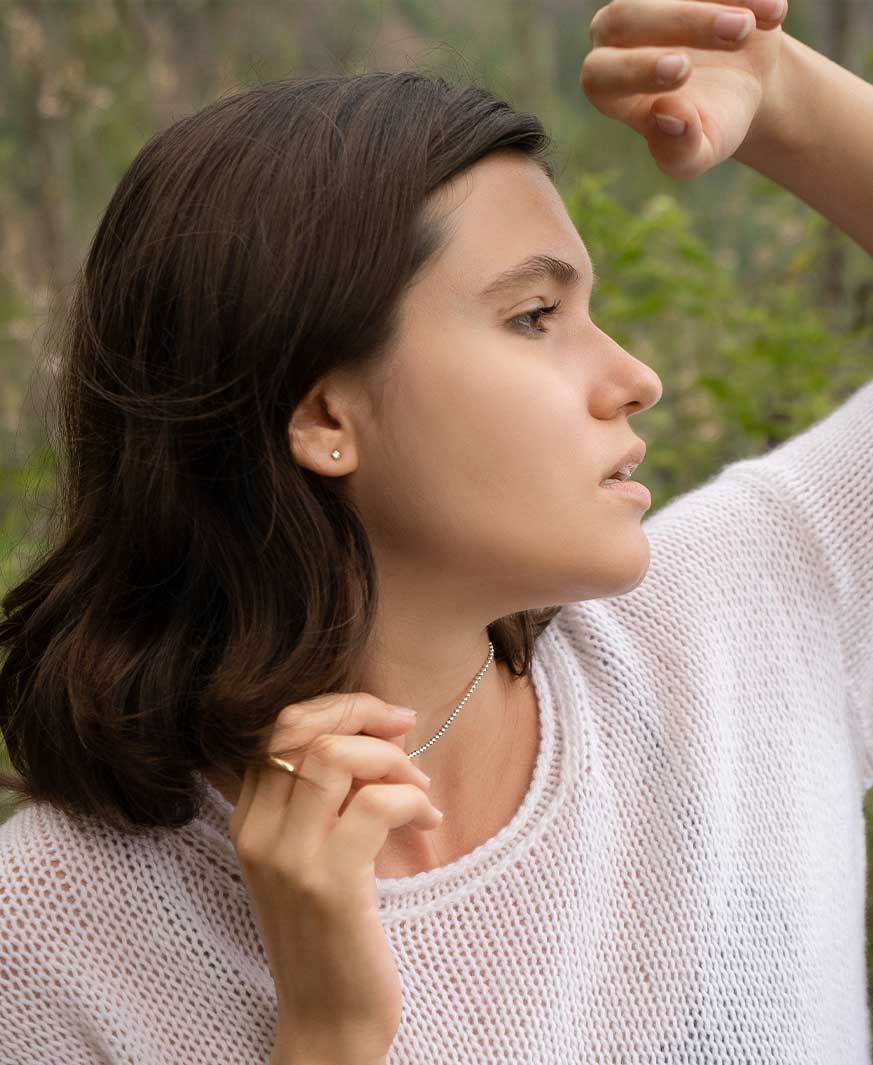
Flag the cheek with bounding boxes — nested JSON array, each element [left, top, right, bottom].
[[441, 376, 572, 504], [427, 387, 652, 600], [400, 384, 581, 548], [364, 346, 651, 596], [357, 373, 545, 556]]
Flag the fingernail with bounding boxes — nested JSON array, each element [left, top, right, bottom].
[[654, 113, 686, 136], [746, 0, 784, 18], [391, 706, 417, 718], [656, 54, 689, 84], [714, 11, 754, 40]]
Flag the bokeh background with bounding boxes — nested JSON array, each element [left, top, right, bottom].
[[1, 0, 872, 1013]]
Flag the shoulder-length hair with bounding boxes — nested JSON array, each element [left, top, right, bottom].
[[0, 71, 561, 834]]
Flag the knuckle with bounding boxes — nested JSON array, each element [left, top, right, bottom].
[[360, 690, 393, 714], [275, 701, 296, 724], [275, 699, 309, 727], [352, 784, 383, 815], [679, 9, 703, 39], [307, 732, 343, 764], [588, 5, 606, 43], [333, 690, 363, 721], [603, 0, 628, 37], [580, 54, 598, 93], [273, 711, 309, 751], [324, 690, 380, 732]]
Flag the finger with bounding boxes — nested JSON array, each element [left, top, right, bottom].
[[646, 99, 707, 179], [326, 782, 444, 876], [581, 45, 692, 97], [229, 693, 419, 831], [734, 0, 787, 20], [272, 691, 420, 752], [590, 0, 786, 51], [276, 732, 433, 845]]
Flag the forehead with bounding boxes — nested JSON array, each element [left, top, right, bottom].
[[419, 150, 592, 300]]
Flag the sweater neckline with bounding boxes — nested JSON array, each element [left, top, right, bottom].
[[198, 617, 572, 917]]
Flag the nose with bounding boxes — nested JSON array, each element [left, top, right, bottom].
[[612, 344, 663, 416], [634, 361, 663, 414]]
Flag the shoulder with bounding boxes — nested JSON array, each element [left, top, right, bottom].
[[0, 801, 126, 946]]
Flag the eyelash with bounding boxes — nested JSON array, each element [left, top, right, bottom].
[[510, 299, 562, 337]]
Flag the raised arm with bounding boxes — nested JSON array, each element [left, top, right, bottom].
[[733, 32, 873, 257], [581, 1, 873, 256]]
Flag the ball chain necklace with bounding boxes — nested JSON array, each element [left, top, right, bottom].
[[336, 446, 495, 760], [405, 639, 495, 760]]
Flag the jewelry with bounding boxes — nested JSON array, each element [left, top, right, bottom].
[[331, 449, 341, 460], [406, 640, 494, 760], [267, 639, 495, 775]]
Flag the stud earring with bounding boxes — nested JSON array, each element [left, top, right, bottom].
[[330, 450, 341, 460]]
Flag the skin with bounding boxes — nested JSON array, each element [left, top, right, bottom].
[[207, 149, 663, 866]]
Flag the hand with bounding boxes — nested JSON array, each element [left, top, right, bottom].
[[580, 0, 789, 179], [227, 693, 441, 1065]]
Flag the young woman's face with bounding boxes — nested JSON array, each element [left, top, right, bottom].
[[319, 149, 663, 618]]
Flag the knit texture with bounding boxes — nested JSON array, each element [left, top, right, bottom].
[[1, 378, 872, 1064]]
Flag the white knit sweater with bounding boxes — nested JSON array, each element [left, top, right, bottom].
[[2, 378, 872, 1065]]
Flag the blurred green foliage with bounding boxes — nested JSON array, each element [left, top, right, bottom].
[[0, 447, 54, 595]]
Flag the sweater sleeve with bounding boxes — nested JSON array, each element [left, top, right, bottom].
[[639, 376, 873, 786], [728, 379, 873, 736]]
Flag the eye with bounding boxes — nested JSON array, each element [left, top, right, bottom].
[[509, 299, 562, 337]]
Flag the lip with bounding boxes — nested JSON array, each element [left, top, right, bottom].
[[600, 479, 652, 508], [601, 439, 647, 483]]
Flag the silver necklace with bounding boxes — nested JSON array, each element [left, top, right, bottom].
[[406, 640, 495, 760], [329, 448, 495, 761]]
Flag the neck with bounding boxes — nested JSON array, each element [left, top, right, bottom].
[[204, 629, 523, 808]]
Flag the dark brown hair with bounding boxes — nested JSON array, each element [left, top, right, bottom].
[[0, 71, 561, 835]]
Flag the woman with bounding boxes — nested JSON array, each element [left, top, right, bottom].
[[0, 1, 871, 1062]]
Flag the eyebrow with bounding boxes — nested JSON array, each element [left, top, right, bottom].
[[478, 253, 598, 301]]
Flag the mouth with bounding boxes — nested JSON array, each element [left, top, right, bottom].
[[600, 440, 647, 486], [600, 464, 638, 487]]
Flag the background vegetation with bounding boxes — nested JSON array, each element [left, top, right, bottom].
[[1, 0, 872, 1015]]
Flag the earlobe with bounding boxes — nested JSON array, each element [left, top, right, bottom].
[[288, 378, 359, 475], [288, 419, 348, 476]]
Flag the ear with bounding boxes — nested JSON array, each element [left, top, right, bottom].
[[288, 378, 356, 477]]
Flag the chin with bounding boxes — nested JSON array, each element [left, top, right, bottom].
[[621, 542, 652, 593], [599, 536, 652, 598], [561, 553, 651, 605], [619, 562, 651, 595]]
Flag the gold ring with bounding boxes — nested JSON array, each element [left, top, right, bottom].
[[268, 754, 297, 776]]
